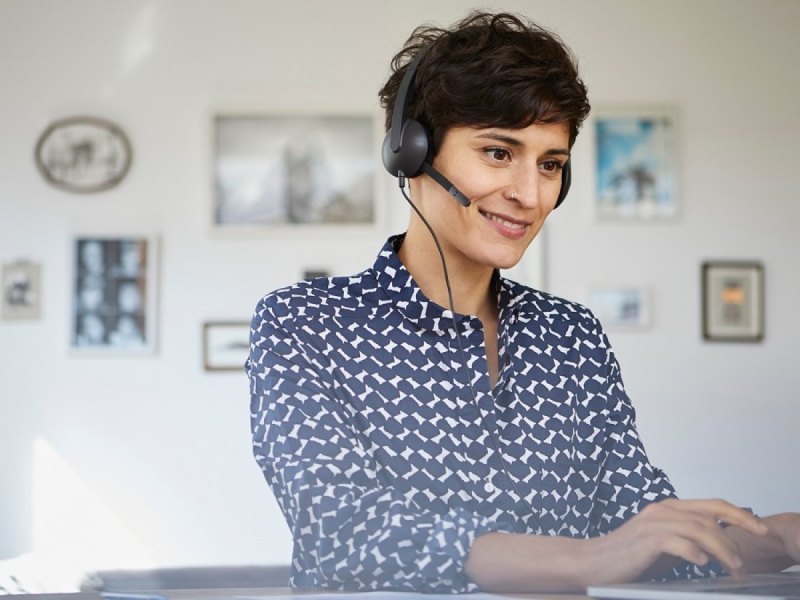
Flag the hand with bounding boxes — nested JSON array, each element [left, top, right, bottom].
[[780, 513, 800, 564], [584, 498, 769, 585]]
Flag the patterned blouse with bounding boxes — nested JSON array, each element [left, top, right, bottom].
[[247, 234, 716, 593]]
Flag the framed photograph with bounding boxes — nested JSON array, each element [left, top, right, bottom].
[[1, 261, 42, 320], [203, 321, 250, 371], [594, 106, 678, 220], [702, 262, 764, 342], [588, 286, 650, 329], [213, 114, 375, 228], [71, 236, 158, 353], [35, 116, 133, 193]]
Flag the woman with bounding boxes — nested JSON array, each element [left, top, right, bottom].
[[247, 11, 799, 593]]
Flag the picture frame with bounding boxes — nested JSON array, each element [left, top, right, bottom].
[[594, 106, 679, 220], [702, 261, 764, 342], [35, 116, 133, 193], [203, 321, 250, 371], [70, 236, 158, 353], [212, 114, 376, 229], [1, 260, 42, 320], [588, 286, 650, 330]]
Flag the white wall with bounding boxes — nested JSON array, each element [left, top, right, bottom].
[[1, 0, 798, 581]]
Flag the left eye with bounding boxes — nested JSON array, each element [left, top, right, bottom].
[[540, 160, 563, 173]]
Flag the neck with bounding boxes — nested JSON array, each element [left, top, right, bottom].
[[397, 220, 497, 321]]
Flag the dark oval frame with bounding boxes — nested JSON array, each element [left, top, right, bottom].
[[34, 115, 133, 193]]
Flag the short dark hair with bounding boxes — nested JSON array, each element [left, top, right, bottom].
[[378, 12, 590, 153]]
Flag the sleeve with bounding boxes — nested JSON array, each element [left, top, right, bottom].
[[246, 295, 509, 593], [586, 323, 725, 580]]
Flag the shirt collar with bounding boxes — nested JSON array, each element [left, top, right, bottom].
[[371, 234, 518, 333]]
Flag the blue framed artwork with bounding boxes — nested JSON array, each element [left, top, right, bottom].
[[594, 106, 678, 220]]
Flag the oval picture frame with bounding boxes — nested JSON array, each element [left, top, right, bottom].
[[34, 116, 133, 193]]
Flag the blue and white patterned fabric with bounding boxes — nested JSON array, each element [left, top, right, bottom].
[[247, 234, 718, 592]]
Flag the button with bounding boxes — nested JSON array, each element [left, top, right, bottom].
[[483, 481, 495, 494]]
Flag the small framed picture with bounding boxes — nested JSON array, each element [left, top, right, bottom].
[[302, 269, 329, 280], [588, 287, 650, 330], [594, 106, 678, 220], [213, 114, 376, 228], [2, 260, 42, 320], [702, 262, 764, 342], [203, 321, 250, 371], [71, 236, 158, 353]]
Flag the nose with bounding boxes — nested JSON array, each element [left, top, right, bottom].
[[510, 162, 542, 208]]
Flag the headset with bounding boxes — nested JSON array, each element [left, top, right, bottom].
[[381, 51, 572, 209]]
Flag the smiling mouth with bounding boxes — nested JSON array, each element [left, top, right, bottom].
[[479, 210, 530, 230]]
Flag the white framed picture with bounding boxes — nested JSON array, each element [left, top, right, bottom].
[[593, 106, 679, 220], [70, 236, 158, 353], [1, 260, 42, 320], [588, 286, 650, 330], [212, 114, 376, 229]]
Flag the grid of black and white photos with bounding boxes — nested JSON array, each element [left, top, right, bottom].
[[71, 237, 157, 352]]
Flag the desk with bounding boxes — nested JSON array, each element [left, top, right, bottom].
[[14, 588, 590, 600]]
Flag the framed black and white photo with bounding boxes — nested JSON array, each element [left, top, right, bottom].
[[35, 116, 133, 193], [1, 260, 42, 320], [702, 262, 763, 342], [203, 321, 250, 371], [213, 114, 375, 228], [71, 236, 158, 353], [594, 106, 678, 220], [588, 286, 650, 330]]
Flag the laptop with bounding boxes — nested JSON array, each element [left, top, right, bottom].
[[588, 572, 800, 600]]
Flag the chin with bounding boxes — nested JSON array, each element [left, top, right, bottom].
[[484, 248, 526, 270]]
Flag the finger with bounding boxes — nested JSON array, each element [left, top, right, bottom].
[[647, 512, 745, 577], [670, 519, 745, 577], [674, 499, 768, 536]]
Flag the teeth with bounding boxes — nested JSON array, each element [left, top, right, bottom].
[[481, 211, 527, 230]]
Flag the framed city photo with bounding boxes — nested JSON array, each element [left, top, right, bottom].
[[71, 236, 158, 353], [213, 114, 375, 228], [1, 260, 42, 320], [594, 106, 678, 220], [702, 262, 763, 342], [203, 321, 250, 371]]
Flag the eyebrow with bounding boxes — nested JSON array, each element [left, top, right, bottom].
[[475, 132, 570, 156]]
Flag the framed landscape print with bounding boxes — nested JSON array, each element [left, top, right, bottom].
[[203, 321, 250, 371], [594, 106, 678, 220], [702, 261, 763, 342], [213, 114, 375, 228], [71, 236, 158, 353]]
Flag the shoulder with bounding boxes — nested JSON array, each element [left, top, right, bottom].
[[252, 268, 379, 334], [502, 277, 599, 327]]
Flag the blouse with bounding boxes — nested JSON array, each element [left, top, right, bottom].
[[247, 234, 717, 592]]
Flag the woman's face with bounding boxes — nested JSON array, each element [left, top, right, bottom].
[[411, 121, 570, 271]]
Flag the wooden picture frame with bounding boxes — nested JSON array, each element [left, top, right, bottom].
[[702, 261, 764, 342]]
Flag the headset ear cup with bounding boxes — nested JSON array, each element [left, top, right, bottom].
[[555, 159, 571, 208], [382, 119, 430, 178]]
